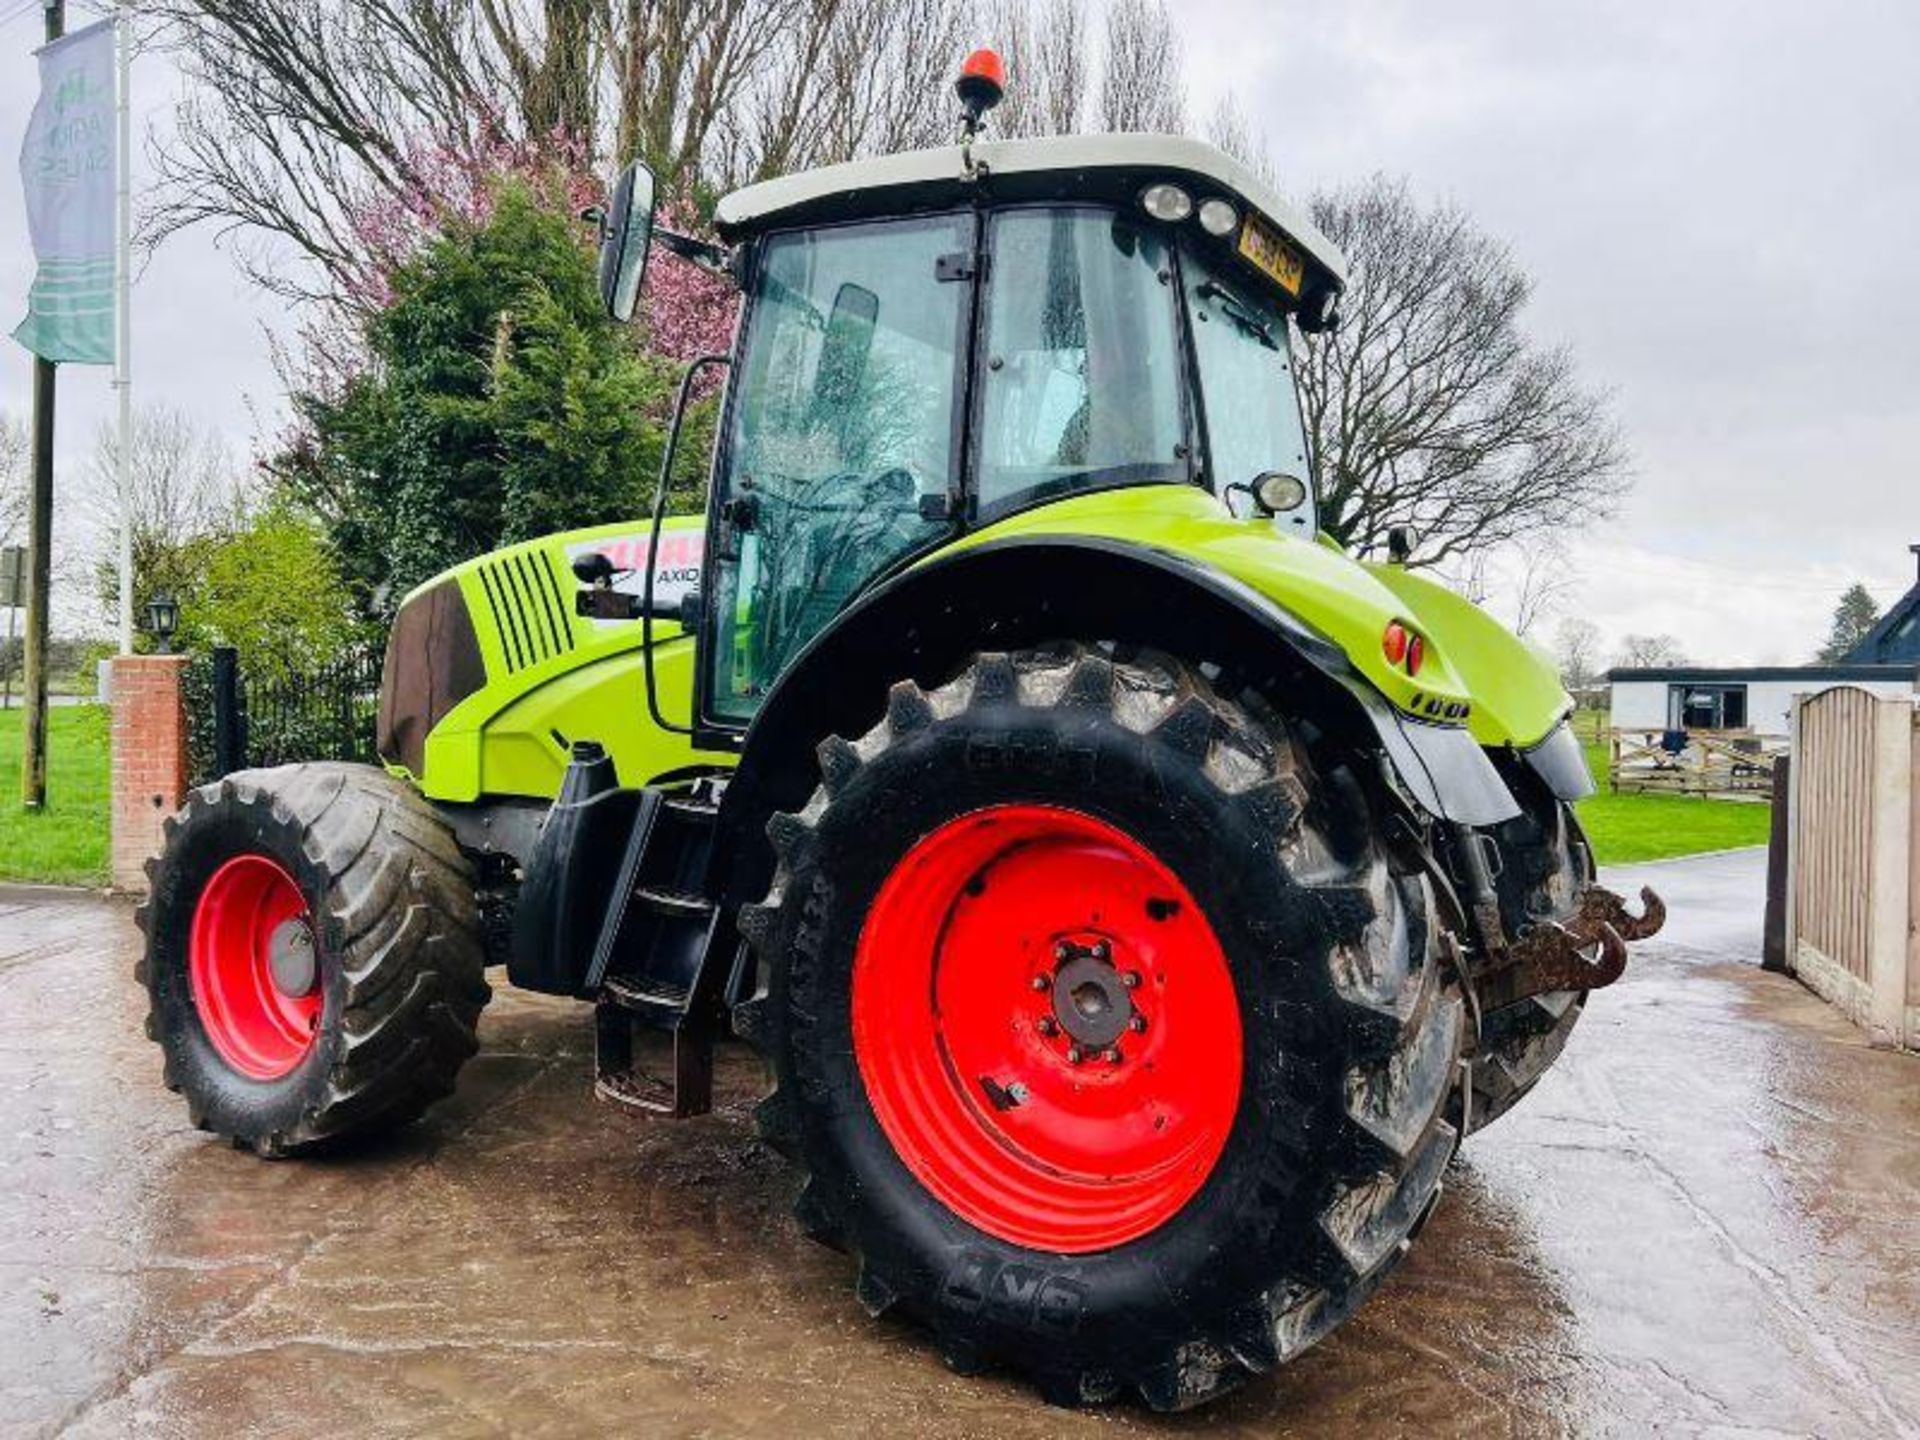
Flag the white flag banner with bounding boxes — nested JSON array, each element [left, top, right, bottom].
[[13, 19, 117, 365]]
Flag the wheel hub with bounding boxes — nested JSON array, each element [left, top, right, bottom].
[[852, 804, 1243, 1254], [1047, 946, 1135, 1053], [267, 918, 318, 998]]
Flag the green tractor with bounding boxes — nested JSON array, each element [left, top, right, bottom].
[[136, 54, 1662, 1411]]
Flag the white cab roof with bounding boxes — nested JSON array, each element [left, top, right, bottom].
[[714, 133, 1348, 288]]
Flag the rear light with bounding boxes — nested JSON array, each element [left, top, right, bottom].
[[1382, 621, 1409, 666], [1407, 633, 1425, 676]]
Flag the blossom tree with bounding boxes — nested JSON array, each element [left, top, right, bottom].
[[641, 199, 739, 364]]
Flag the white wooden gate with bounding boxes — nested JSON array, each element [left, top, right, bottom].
[[1786, 687, 1920, 1049]]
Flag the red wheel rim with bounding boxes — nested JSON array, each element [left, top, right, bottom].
[[188, 854, 322, 1081], [852, 804, 1242, 1253]]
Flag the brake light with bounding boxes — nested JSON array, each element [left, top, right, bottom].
[[1383, 621, 1409, 666], [1407, 633, 1425, 676]]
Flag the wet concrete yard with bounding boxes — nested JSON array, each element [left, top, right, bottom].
[[3, 850, 1918, 1436]]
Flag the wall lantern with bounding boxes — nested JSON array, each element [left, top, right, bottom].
[[144, 590, 180, 654]]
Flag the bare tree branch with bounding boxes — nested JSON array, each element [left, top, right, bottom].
[[1295, 175, 1627, 567], [0, 414, 28, 555], [147, 0, 815, 303], [1206, 92, 1270, 181], [987, 0, 1085, 139], [1553, 615, 1603, 691], [1099, 0, 1183, 133], [1615, 633, 1688, 668]]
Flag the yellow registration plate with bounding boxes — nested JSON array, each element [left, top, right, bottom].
[[1237, 215, 1305, 297]]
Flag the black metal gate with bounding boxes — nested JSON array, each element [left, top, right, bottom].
[[186, 645, 384, 785]]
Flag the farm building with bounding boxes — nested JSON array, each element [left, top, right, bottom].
[[1608, 663, 1916, 738], [1609, 543, 1920, 738]]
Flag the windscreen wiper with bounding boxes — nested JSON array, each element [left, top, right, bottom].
[[1198, 280, 1278, 350]]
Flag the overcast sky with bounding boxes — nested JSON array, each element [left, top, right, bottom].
[[3, 1, 1917, 661]]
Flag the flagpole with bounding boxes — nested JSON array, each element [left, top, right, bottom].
[[20, 0, 65, 809], [114, 0, 132, 656]]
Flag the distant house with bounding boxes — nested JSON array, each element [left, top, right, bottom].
[[1843, 544, 1920, 665], [1608, 544, 1920, 738]]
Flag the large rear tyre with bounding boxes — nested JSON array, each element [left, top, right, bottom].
[[135, 763, 489, 1156], [738, 646, 1463, 1410]]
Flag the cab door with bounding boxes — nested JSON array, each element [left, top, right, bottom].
[[699, 214, 972, 729]]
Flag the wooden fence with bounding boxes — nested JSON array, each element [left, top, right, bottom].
[[1608, 727, 1779, 798], [1785, 687, 1920, 1050]]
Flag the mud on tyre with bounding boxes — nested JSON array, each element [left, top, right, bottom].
[[1459, 775, 1595, 1135], [737, 646, 1464, 1409], [136, 763, 490, 1156]]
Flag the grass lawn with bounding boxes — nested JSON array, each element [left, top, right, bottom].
[[1572, 729, 1772, 865], [0, 700, 1767, 885], [0, 705, 111, 887]]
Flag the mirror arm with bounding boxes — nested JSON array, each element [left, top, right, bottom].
[[654, 228, 734, 280], [642, 352, 733, 739]]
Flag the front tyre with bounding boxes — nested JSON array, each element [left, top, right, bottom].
[[740, 647, 1463, 1409], [136, 763, 489, 1156]]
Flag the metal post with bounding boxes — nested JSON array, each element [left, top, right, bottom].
[[114, 0, 133, 656], [1762, 755, 1791, 972], [212, 645, 243, 776], [0, 547, 20, 710], [20, 0, 65, 809], [3, 579, 17, 712]]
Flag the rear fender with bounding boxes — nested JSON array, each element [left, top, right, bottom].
[[712, 537, 1520, 907]]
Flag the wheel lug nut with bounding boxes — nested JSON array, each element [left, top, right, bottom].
[[1037, 1017, 1057, 1037], [1104, 1046, 1124, 1063], [1066, 1046, 1084, 1064], [1054, 942, 1071, 962], [1031, 974, 1049, 992], [1092, 941, 1110, 961], [1121, 971, 1141, 988], [1129, 1015, 1147, 1034]]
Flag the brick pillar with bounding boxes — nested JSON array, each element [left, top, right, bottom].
[[111, 654, 191, 895]]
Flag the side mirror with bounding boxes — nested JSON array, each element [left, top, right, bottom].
[[1387, 525, 1417, 563], [596, 160, 658, 322], [570, 550, 617, 586]]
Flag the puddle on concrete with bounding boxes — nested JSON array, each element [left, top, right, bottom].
[[3, 885, 1915, 1437]]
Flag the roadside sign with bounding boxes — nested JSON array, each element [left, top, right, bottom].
[[0, 546, 24, 608]]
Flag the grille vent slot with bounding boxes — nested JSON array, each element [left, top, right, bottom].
[[476, 552, 576, 673]]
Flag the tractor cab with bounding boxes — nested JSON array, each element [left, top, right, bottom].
[[600, 119, 1349, 737]]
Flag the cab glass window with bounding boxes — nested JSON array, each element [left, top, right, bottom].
[[976, 209, 1189, 516], [1185, 244, 1316, 536], [706, 215, 966, 722]]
